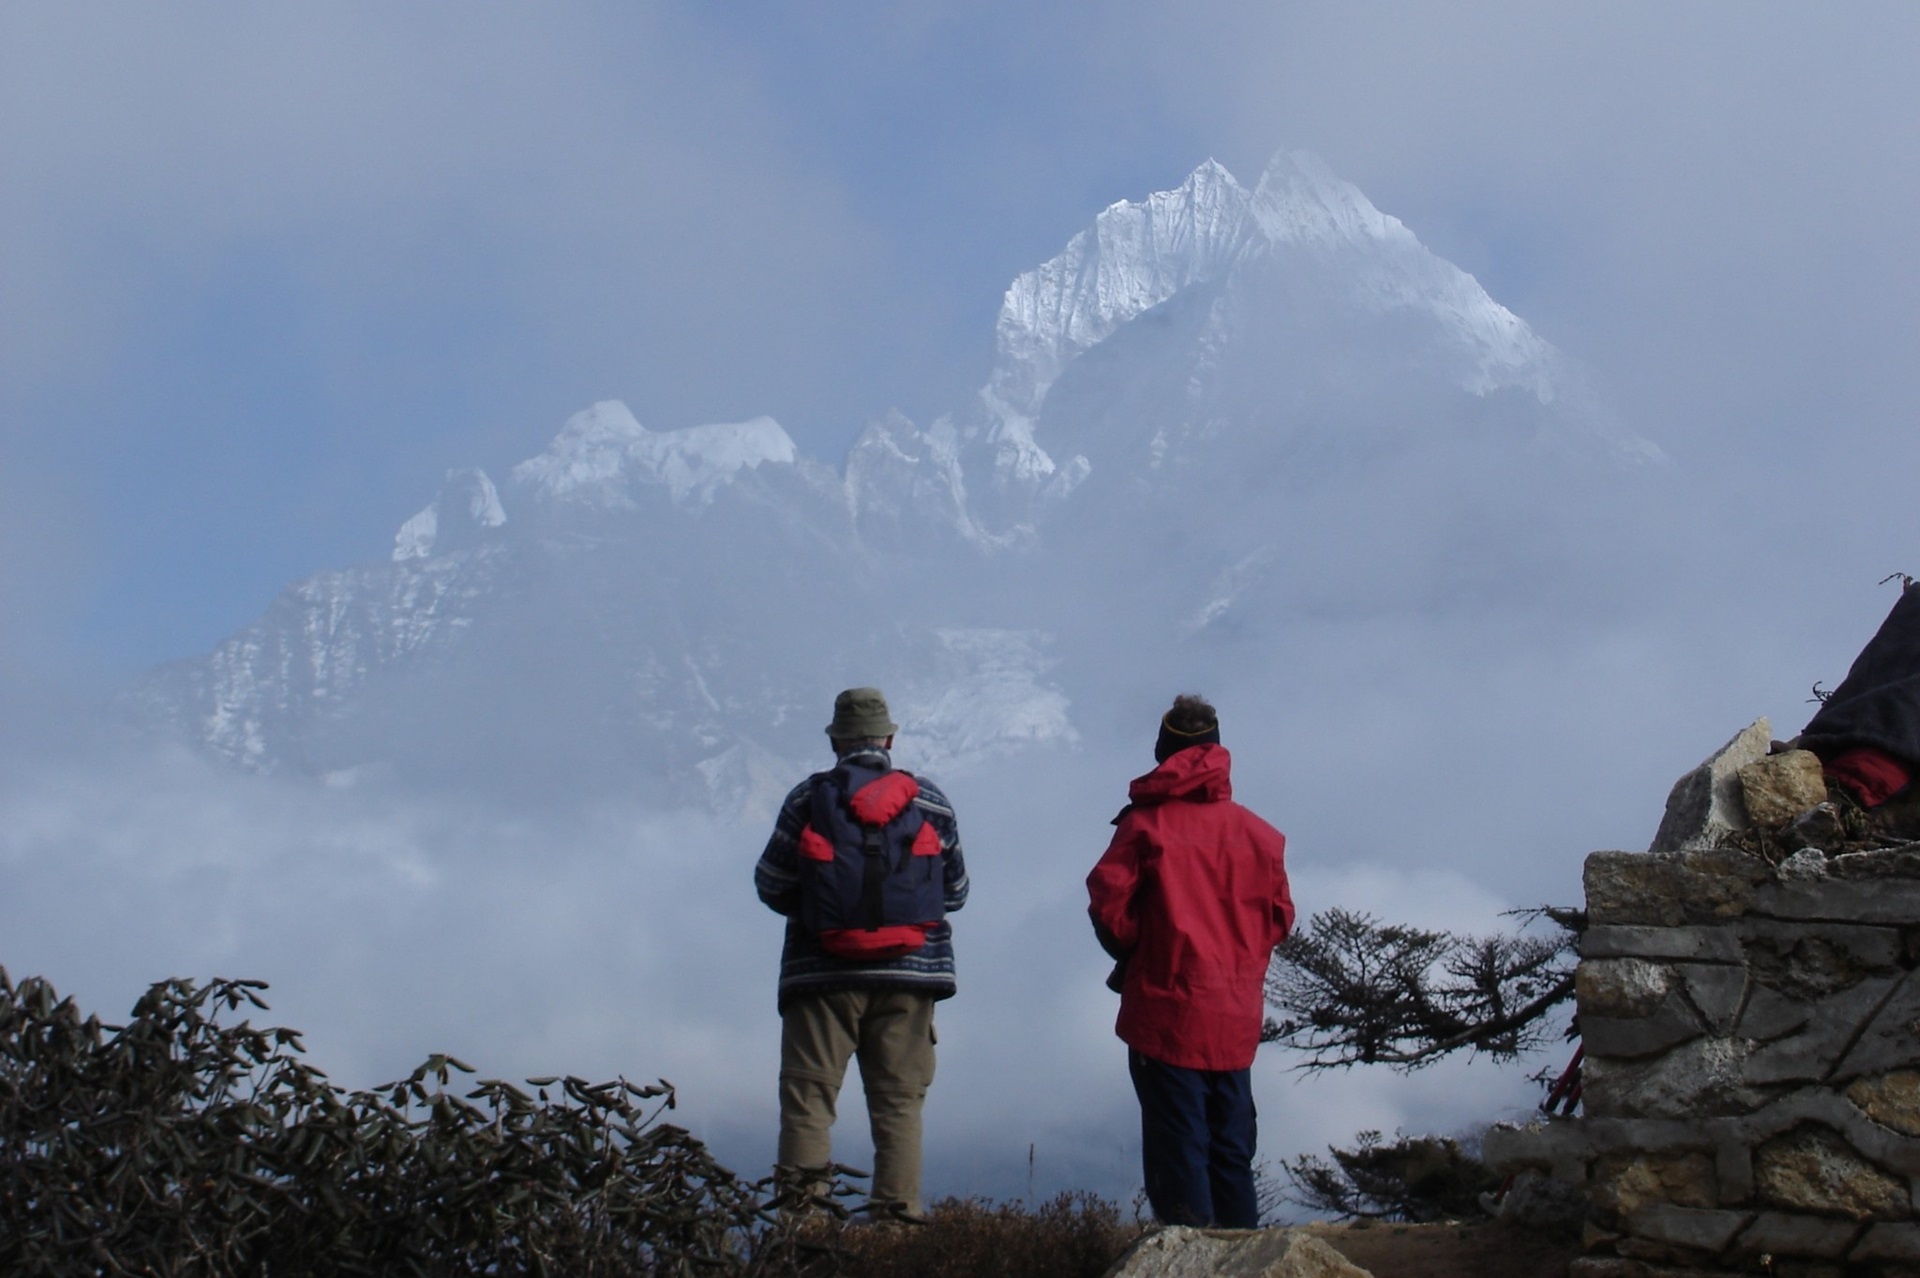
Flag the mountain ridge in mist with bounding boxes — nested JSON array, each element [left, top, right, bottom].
[[126, 150, 1661, 808]]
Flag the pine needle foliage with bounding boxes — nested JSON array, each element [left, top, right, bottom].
[[1262, 907, 1577, 1070], [1278, 1130, 1498, 1223]]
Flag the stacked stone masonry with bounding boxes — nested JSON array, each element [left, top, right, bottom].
[[1487, 842, 1920, 1277]]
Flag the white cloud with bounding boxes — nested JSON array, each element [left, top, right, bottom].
[[0, 724, 1575, 1206]]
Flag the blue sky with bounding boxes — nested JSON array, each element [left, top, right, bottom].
[[7, 4, 1916, 678]]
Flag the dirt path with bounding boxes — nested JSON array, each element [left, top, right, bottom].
[[1306, 1219, 1576, 1278]]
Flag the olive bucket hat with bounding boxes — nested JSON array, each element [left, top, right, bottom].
[[826, 686, 899, 739]]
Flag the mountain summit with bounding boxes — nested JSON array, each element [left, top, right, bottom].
[[867, 151, 1655, 545], [128, 152, 1660, 804]]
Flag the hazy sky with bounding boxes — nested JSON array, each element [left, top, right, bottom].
[[6, 1, 1920, 1211], [7, 3, 1920, 674]]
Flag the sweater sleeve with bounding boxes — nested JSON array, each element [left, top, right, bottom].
[[753, 778, 814, 916], [913, 778, 969, 913]]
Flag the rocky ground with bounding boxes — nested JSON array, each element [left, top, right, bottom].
[[1307, 1219, 1576, 1278]]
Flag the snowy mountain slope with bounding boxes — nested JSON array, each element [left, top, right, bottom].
[[989, 159, 1254, 423], [131, 398, 1070, 803], [132, 537, 512, 773], [127, 150, 1660, 803], [862, 151, 1658, 547], [513, 400, 800, 510]]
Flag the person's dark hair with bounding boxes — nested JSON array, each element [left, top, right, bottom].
[[832, 735, 893, 756], [1155, 694, 1221, 763], [1165, 694, 1217, 735]]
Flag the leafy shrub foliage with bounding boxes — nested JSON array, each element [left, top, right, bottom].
[[0, 967, 838, 1276]]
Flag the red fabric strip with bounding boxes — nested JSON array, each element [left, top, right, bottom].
[[819, 925, 930, 959], [798, 825, 836, 862], [1825, 746, 1911, 809], [849, 770, 920, 825]]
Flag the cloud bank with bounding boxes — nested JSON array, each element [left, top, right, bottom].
[[6, 0, 1920, 1211]]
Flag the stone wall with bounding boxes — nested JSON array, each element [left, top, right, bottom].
[[1487, 842, 1920, 1276]]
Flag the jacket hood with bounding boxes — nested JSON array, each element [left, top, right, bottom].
[[1128, 743, 1233, 805]]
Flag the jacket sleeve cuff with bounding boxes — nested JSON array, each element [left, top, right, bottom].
[[1088, 910, 1133, 961]]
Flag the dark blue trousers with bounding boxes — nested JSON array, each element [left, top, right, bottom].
[[1128, 1049, 1259, 1228]]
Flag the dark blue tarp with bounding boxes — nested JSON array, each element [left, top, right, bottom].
[[1801, 583, 1920, 767]]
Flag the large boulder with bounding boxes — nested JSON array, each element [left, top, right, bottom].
[[1648, 719, 1771, 854], [1736, 749, 1827, 828], [1102, 1227, 1373, 1278]]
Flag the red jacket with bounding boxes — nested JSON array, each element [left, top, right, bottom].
[[1086, 745, 1293, 1072]]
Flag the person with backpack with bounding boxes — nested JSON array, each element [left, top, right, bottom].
[[754, 687, 969, 1221], [1086, 694, 1293, 1229]]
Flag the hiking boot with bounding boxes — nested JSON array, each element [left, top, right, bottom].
[[859, 1197, 929, 1228]]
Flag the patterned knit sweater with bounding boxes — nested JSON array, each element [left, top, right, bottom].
[[754, 747, 969, 1014]]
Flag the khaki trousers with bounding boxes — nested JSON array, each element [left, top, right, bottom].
[[777, 988, 937, 1217]]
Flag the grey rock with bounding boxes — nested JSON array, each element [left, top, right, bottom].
[[1527, 1089, 1920, 1179], [1738, 750, 1828, 828], [1787, 802, 1849, 852], [1564, 1262, 1640, 1278], [1587, 847, 1771, 928], [1482, 1119, 1594, 1178], [1777, 847, 1830, 880], [1716, 1142, 1755, 1203], [1733, 1211, 1863, 1259], [1743, 975, 1901, 1085], [1497, 1170, 1587, 1233], [1846, 1073, 1920, 1137], [1585, 1037, 1762, 1119], [1736, 919, 1905, 977], [1833, 966, 1920, 1082], [1535, 1074, 1920, 1148], [1580, 958, 1677, 1019], [1626, 1203, 1751, 1252], [1584, 992, 1707, 1060], [1739, 985, 1815, 1042], [1853, 1221, 1920, 1261], [1755, 1124, 1910, 1219], [1649, 718, 1771, 854], [1738, 1087, 1920, 1176], [1679, 964, 1750, 1032], [1580, 1118, 1723, 1153], [1584, 925, 1743, 963], [1565, 1262, 1691, 1278], [1753, 877, 1920, 924], [1830, 847, 1920, 880]]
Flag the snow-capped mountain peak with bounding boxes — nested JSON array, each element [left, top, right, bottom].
[[1246, 149, 1410, 250], [988, 157, 1252, 422], [1244, 151, 1561, 402], [988, 149, 1570, 429], [511, 400, 798, 509], [393, 468, 508, 563]]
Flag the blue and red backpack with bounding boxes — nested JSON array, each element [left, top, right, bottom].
[[796, 761, 946, 959]]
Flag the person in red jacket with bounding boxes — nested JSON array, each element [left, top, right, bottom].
[[1086, 694, 1294, 1228]]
